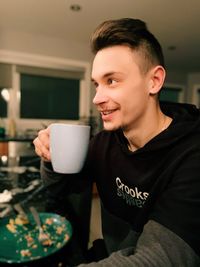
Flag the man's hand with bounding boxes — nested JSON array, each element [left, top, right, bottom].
[[33, 127, 51, 161]]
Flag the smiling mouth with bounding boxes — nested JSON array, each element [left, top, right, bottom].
[[100, 109, 117, 120], [101, 110, 114, 115]]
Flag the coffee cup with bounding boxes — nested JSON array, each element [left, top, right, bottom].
[[50, 123, 90, 173]]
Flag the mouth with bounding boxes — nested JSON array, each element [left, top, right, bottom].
[[101, 110, 114, 115], [99, 109, 117, 120]]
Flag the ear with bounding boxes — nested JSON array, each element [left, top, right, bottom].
[[148, 66, 166, 95]]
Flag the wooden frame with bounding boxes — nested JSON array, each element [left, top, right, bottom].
[[191, 84, 200, 108]]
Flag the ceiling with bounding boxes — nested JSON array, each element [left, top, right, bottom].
[[0, 0, 200, 72]]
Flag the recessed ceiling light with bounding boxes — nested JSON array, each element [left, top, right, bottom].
[[70, 4, 81, 11]]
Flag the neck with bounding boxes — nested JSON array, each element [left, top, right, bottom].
[[124, 113, 172, 152]]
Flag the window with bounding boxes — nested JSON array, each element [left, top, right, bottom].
[[159, 84, 185, 103], [0, 89, 8, 118], [0, 51, 91, 130], [20, 74, 80, 120]]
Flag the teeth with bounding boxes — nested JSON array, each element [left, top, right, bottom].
[[102, 111, 112, 115]]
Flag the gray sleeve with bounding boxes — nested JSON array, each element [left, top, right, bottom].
[[40, 160, 65, 186], [77, 220, 200, 267]]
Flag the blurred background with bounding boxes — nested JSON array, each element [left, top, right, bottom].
[[0, 2, 200, 265], [0, 0, 200, 139]]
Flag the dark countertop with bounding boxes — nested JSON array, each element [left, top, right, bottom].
[[0, 136, 35, 142], [0, 156, 43, 210]]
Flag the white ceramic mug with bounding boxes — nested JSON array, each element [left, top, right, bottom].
[[50, 123, 90, 173]]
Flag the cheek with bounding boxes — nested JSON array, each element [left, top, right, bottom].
[[121, 85, 149, 116], [123, 84, 146, 103]]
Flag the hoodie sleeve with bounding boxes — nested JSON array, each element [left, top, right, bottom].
[[77, 220, 200, 267], [40, 158, 93, 199]]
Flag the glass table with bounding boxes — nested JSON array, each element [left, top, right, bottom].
[[0, 155, 44, 218]]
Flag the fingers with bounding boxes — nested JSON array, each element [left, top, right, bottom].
[[33, 128, 51, 161]]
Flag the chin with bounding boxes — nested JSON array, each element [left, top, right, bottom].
[[103, 121, 120, 131]]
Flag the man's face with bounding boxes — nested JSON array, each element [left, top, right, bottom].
[[91, 45, 152, 132]]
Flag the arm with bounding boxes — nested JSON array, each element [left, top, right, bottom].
[[77, 220, 200, 267]]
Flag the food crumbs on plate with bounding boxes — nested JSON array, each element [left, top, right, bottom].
[[56, 242, 62, 248], [6, 220, 17, 233], [9, 218, 15, 224], [7, 214, 29, 235], [44, 247, 48, 252], [15, 215, 29, 225], [42, 238, 53, 247], [42, 224, 47, 230], [25, 234, 34, 247], [64, 234, 69, 241], [20, 249, 31, 257], [56, 226, 64, 234], [45, 218, 54, 225]]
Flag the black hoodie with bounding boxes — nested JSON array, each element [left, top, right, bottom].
[[87, 102, 200, 257], [42, 102, 200, 266]]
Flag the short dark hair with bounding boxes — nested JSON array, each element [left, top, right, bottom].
[[91, 18, 165, 73]]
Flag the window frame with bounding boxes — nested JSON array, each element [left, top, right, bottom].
[[0, 50, 91, 132], [191, 84, 200, 108], [160, 83, 185, 103]]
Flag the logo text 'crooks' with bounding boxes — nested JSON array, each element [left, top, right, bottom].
[[116, 177, 149, 208]]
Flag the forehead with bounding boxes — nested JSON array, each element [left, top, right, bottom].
[[91, 45, 142, 80]]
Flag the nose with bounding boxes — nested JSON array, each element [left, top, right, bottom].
[[93, 88, 109, 105]]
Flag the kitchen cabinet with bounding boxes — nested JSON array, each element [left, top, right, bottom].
[[0, 141, 8, 156]]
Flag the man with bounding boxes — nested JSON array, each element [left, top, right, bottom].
[[33, 18, 200, 266]]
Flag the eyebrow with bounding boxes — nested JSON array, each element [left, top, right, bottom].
[[91, 71, 121, 82]]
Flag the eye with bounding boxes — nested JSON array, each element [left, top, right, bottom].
[[107, 78, 117, 85], [93, 81, 98, 88]]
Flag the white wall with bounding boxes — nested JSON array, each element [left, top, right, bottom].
[[0, 30, 92, 62], [165, 70, 187, 85], [188, 72, 200, 90]]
